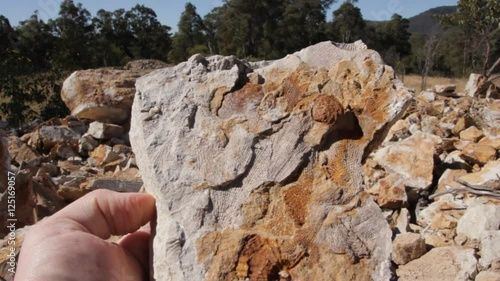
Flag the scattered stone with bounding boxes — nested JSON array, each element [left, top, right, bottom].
[[385, 119, 409, 141], [417, 91, 436, 103], [7, 136, 41, 166], [373, 173, 408, 209], [465, 73, 487, 98], [39, 162, 59, 177], [460, 126, 484, 142], [397, 246, 477, 281], [481, 100, 500, 129], [460, 143, 497, 165], [458, 160, 500, 190], [49, 143, 78, 160], [457, 203, 500, 240], [88, 121, 125, 140], [392, 233, 427, 265], [436, 169, 468, 193], [475, 271, 500, 281], [443, 151, 472, 171], [374, 132, 441, 190], [78, 133, 99, 153], [478, 136, 500, 149], [61, 68, 154, 124], [395, 208, 411, 234], [451, 117, 472, 135], [38, 126, 81, 150], [434, 84, 456, 95], [89, 145, 122, 166], [479, 231, 500, 269], [454, 233, 468, 246]]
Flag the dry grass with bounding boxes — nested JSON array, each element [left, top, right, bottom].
[[398, 74, 468, 93]]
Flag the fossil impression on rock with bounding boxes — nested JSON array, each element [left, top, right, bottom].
[[130, 41, 413, 281]]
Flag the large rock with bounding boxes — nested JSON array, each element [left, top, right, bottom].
[[130, 41, 413, 280], [7, 136, 41, 166], [459, 160, 500, 190], [392, 233, 426, 265], [479, 231, 500, 269], [374, 132, 441, 190], [457, 203, 500, 240], [397, 246, 477, 281], [61, 68, 153, 124]]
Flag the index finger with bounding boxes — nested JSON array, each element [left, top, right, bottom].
[[52, 189, 156, 239]]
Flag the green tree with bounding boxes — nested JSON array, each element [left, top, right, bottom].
[[0, 15, 17, 53], [50, 0, 95, 69], [16, 13, 56, 72], [281, 0, 336, 53], [126, 5, 172, 61], [169, 3, 207, 63], [330, 0, 365, 43], [439, 0, 500, 74], [92, 9, 123, 66], [376, 14, 412, 71]]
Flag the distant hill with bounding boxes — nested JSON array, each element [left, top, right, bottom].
[[408, 6, 457, 36]]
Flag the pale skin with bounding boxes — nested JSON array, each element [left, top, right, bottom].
[[14, 189, 156, 281]]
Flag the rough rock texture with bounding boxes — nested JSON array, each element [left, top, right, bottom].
[[392, 233, 426, 265], [457, 204, 500, 240], [61, 68, 154, 124], [397, 247, 477, 281], [374, 132, 441, 190], [479, 231, 500, 269], [130, 41, 413, 280], [87, 121, 125, 140]]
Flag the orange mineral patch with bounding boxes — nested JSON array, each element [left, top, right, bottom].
[[312, 95, 344, 125]]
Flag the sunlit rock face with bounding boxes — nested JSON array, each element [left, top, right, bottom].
[[130, 41, 413, 281]]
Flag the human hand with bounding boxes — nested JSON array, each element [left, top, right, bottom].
[[14, 189, 156, 281]]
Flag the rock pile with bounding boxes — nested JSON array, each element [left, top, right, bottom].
[[364, 80, 500, 280], [1, 44, 499, 281]]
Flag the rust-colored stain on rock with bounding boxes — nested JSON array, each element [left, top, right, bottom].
[[312, 95, 344, 125]]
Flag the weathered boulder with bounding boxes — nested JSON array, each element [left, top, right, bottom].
[[434, 84, 458, 97], [61, 68, 153, 124], [476, 271, 500, 281], [479, 231, 500, 269], [392, 233, 427, 265], [7, 136, 41, 166], [457, 203, 500, 240], [460, 143, 497, 165], [460, 126, 484, 142], [397, 246, 477, 281], [374, 132, 441, 190], [458, 160, 500, 190], [130, 41, 413, 280], [87, 121, 125, 140], [37, 126, 81, 151]]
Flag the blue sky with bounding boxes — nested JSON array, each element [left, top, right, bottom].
[[1, 0, 459, 31]]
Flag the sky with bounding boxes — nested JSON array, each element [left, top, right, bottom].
[[1, 0, 459, 32]]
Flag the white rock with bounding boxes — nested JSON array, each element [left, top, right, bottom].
[[397, 246, 477, 281], [457, 203, 500, 240], [130, 41, 412, 281], [479, 231, 500, 269]]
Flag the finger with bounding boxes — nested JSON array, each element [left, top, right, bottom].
[[119, 230, 151, 271], [52, 189, 156, 239]]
